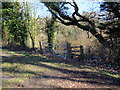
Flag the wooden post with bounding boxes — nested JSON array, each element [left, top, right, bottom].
[[39, 41, 43, 54], [88, 46, 91, 60], [79, 45, 84, 60], [66, 42, 71, 59]]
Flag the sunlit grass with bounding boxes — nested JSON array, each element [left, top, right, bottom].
[[40, 62, 72, 68], [2, 78, 26, 88], [2, 49, 51, 88], [96, 69, 120, 78], [2, 49, 120, 88], [2, 62, 48, 78]]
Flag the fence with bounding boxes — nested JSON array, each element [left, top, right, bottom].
[[39, 41, 119, 62], [39, 41, 85, 60]]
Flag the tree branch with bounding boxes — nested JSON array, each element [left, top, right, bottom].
[[43, 2, 110, 47]]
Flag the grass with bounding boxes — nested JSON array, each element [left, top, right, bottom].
[[2, 49, 50, 87], [96, 69, 120, 78], [40, 62, 73, 68], [2, 78, 26, 88], [2, 49, 120, 88]]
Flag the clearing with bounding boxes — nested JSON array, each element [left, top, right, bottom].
[[1, 48, 120, 88]]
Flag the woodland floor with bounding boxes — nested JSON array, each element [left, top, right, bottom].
[[1, 48, 120, 88]]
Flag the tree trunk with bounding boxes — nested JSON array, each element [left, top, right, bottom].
[[28, 31, 35, 49]]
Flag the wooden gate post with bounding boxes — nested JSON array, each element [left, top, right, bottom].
[[39, 41, 43, 54], [88, 46, 91, 60], [66, 42, 71, 59], [79, 45, 84, 60]]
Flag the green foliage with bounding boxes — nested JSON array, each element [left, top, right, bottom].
[[45, 16, 57, 50], [24, 2, 36, 49], [2, 2, 28, 46], [8, 19, 27, 45], [2, 2, 35, 47]]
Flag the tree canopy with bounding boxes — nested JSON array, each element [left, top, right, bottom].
[[43, 1, 120, 48]]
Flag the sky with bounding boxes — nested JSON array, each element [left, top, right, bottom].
[[29, 1, 101, 18]]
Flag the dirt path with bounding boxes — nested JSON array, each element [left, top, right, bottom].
[[2, 49, 120, 88]]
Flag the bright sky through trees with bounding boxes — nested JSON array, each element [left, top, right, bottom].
[[31, 1, 101, 18]]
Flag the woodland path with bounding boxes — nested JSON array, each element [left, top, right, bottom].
[[1, 49, 120, 88]]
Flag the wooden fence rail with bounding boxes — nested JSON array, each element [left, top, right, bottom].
[[39, 41, 85, 60], [42, 43, 66, 45]]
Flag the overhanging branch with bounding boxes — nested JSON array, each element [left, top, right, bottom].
[[43, 2, 110, 47]]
